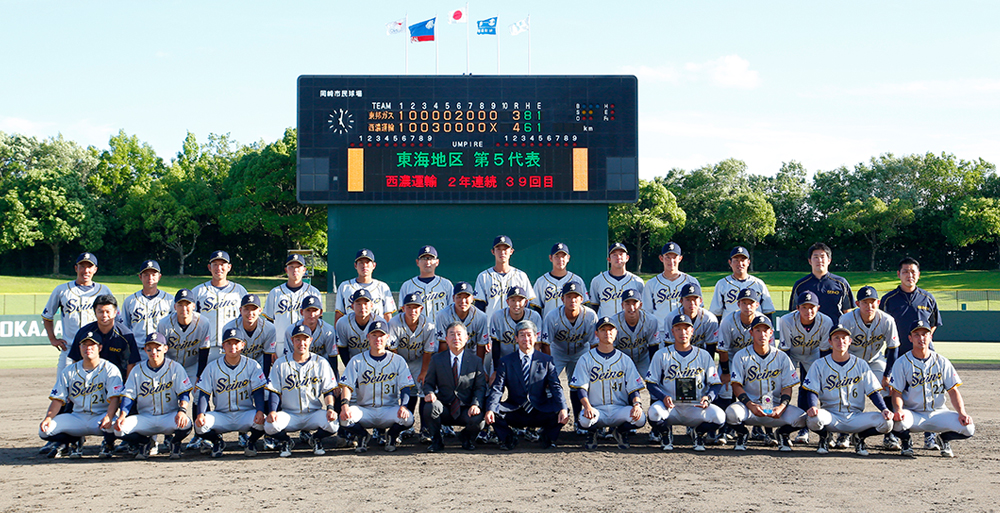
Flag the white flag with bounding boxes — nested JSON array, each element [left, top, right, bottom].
[[386, 18, 405, 35], [509, 17, 529, 36], [449, 8, 467, 23]]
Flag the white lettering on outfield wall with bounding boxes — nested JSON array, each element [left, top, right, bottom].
[[0, 320, 55, 339]]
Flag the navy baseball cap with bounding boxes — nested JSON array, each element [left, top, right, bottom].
[[418, 245, 438, 258], [737, 288, 761, 304], [350, 288, 373, 303], [79, 330, 102, 345], [829, 324, 852, 337], [453, 281, 473, 296], [661, 242, 682, 256], [402, 292, 423, 306], [290, 325, 311, 339], [909, 320, 933, 334], [76, 252, 98, 266], [286, 254, 306, 266], [730, 246, 750, 259], [300, 295, 322, 310], [515, 319, 537, 334], [681, 283, 702, 298], [367, 320, 388, 335], [241, 294, 261, 308], [144, 332, 168, 347], [209, 250, 230, 263], [596, 316, 616, 330], [174, 289, 194, 304], [750, 315, 773, 330], [608, 242, 628, 255], [561, 282, 583, 297], [550, 242, 570, 256], [138, 259, 161, 274], [857, 286, 879, 301], [493, 235, 513, 249], [671, 314, 694, 327], [222, 328, 242, 342], [355, 248, 375, 262], [797, 291, 819, 307], [621, 289, 641, 303], [506, 286, 527, 299]]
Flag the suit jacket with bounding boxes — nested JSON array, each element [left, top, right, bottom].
[[421, 350, 487, 408], [487, 350, 565, 414]]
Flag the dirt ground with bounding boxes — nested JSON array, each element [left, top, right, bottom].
[[2, 365, 997, 513]]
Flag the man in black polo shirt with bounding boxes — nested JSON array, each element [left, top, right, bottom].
[[789, 243, 853, 324], [68, 294, 140, 379]]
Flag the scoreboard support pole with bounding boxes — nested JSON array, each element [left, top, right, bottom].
[[327, 204, 610, 296]]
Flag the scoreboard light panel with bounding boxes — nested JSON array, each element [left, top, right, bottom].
[[296, 75, 637, 204]]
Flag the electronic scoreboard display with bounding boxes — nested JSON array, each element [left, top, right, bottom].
[[296, 75, 637, 204]]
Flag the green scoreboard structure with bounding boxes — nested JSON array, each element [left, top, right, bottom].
[[296, 75, 638, 293]]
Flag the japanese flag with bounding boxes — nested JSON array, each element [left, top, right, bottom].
[[449, 8, 467, 23]]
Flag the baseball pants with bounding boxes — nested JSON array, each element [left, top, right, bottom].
[[649, 402, 726, 427], [726, 403, 807, 429], [578, 404, 646, 430], [340, 405, 415, 430], [807, 409, 893, 434], [195, 410, 263, 435], [116, 413, 189, 437], [40, 412, 112, 438], [894, 408, 974, 437], [265, 410, 339, 436]]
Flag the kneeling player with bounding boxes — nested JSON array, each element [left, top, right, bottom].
[[193, 328, 268, 457], [339, 320, 416, 453], [265, 325, 339, 457], [803, 324, 894, 456], [645, 314, 725, 452], [571, 317, 646, 450], [39, 332, 123, 459], [889, 320, 974, 457], [115, 333, 193, 459], [726, 316, 805, 451]]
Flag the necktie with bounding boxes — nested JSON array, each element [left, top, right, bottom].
[[522, 355, 533, 412], [450, 357, 461, 418]]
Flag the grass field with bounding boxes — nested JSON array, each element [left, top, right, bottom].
[[0, 274, 287, 295]]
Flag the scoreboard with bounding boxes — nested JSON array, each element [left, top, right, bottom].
[[296, 75, 637, 204]]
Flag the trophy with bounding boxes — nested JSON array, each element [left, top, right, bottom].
[[676, 378, 697, 402]]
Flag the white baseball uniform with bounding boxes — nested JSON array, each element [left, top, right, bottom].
[[398, 276, 454, 321], [474, 266, 535, 320], [191, 281, 248, 360], [659, 306, 720, 351], [158, 312, 212, 380], [726, 345, 806, 429], [802, 355, 892, 434], [645, 346, 726, 427], [339, 351, 416, 429], [589, 271, 644, 319], [122, 290, 174, 360], [42, 281, 113, 375], [116, 359, 193, 437], [531, 271, 589, 319], [41, 359, 124, 438], [434, 306, 489, 357], [387, 312, 437, 386], [194, 356, 267, 435], [221, 317, 277, 369], [888, 351, 974, 437], [335, 313, 376, 361], [611, 310, 660, 378], [264, 353, 340, 435], [335, 278, 396, 319], [839, 309, 900, 378], [541, 306, 599, 377], [286, 320, 338, 359], [263, 282, 321, 355], [570, 348, 646, 429], [642, 272, 700, 325], [777, 311, 834, 370], [709, 275, 776, 317]]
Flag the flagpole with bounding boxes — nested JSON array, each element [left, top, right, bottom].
[[496, 15, 500, 74], [465, 2, 470, 74], [435, 14, 439, 74], [404, 14, 409, 75], [527, 14, 531, 75]]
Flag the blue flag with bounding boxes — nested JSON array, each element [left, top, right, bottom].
[[409, 17, 436, 42], [477, 17, 497, 35]]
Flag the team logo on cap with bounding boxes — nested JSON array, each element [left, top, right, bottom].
[[368, 320, 388, 334], [290, 325, 311, 338], [830, 324, 852, 337], [145, 333, 168, 346], [672, 314, 694, 327], [730, 246, 750, 258], [506, 286, 527, 299], [454, 282, 473, 295], [403, 292, 424, 306], [286, 254, 306, 265], [241, 294, 261, 308], [857, 286, 879, 301], [797, 291, 819, 307], [493, 235, 512, 248], [596, 316, 616, 329], [680, 283, 701, 298], [175, 289, 193, 303], [209, 250, 230, 263], [661, 242, 681, 255], [223, 328, 241, 341], [621, 289, 640, 302], [750, 315, 772, 330], [561, 282, 582, 295], [551, 243, 570, 255], [909, 320, 932, 334], [418, 245, 438, 258], [80, 331, 99, 343], [350, 288, 373, 303], [608, 242, 628, 255], [300, 295, 322, 309], [737, 288, 761, 303]]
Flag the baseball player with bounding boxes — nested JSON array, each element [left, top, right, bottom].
[[474, 235, 536, 319], [487, 286, 543, 369], [589, 242, 644, 319], [221, 294, 277, 377], [193, 327, 268, 458], [435, 281, 490, 358], [192, 250, 248, 362], [714, 288, 765, 445], [839, 286, 902, 449], [611, 289, 660, 378], [336, 288, 380, 365], [387, 292, 437, 436], [789, 243, 853, 324], [263, 254, 321, 357], [645, 313, 726, 452], [889, 320, 975, 457], [659, 284, 720, 354], [68, 294, 140, 379], [159, 289, 212, 383], [286, 295, 338, 365], [122, 259, 174, 361], [540, 282, 598, 433], [265, 325, 340, 457], [41, 252, 113, 380], [531, 242, 589, 318], [113, 333, 193, 459], [642, 242, 700, 325], [39, 331, 123, 459], [335, 248, 396, 322], [339, 320, 416, 453], [802, 324, 894, 456], [777, 290, 833, 444], [727, 315, 805, 452], [709, 246, 776, 318], [398, 245, 454, 320], [570, 317, 646, 450]]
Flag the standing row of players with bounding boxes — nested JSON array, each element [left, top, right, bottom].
[[38, 239, 966, 457]]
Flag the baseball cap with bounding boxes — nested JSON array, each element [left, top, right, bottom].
[[660, 242, 682, 256], [493, 235, 513, 249], [286, 254, 306, 266], [608, 242, 628, 255], [561, 282, 583, 297], [453, 281, 473, 296], [418, 245, 438, 258], [138, 260, 161, 274], [515, 319, 537, 334], [290, 325, 311, 339], [750, 315, 773, 330], [174, 289, 194, 304], [367, 320, 388, 335], [550, 242, 570, 256], [350, 288, 373, 303], [402, 292, 423, 306], [909, 320, 933, 334], [857, 286, 879, 302], [241, 294, 261, 308], [76, 252, 98, 266], [355, 248, 375, 262], [506, 286, 527, 299], [222, 328, 242, 342], [300, 295, 322, 310], [671, 314, 694, 327], [144, 333, 168, 347], [79, 330, 102, 345], [730, 246, 750, 259], [209, 250, 230, 263], [737, 288, 761, 304], [596, 316, 616, 330], [621, 289, 641, 303], [796, 291, 819, 307], [829, 324, 852, 337], [681, 283, 702, 298]]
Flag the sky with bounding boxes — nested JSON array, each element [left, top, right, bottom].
[[2, 1, 999, 179]]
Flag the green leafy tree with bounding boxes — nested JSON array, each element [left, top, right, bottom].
[[608, 180, 686, 272], [716, 191, 776, 270], [657, 158, 750, 256], [945, 197, 1000, 269], [829, 197, 914, 271], [751, 161, 814, 246]]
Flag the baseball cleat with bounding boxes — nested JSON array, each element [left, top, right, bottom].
[[883, 433, 902, 450], [384, 436, 397, 452], [186, 436, 204, 452], [613, 429, 630, 450], [583, 430, 599, 450], [924, 432, 940, 451], [39, 441, 58, 455], [523, 428, 541, 443], [832, 433, 850, 449], [47, 444, 68, 459], [135, 440, 153, 460], [420, 428, 433, 444], [648, 430, 662, 443], [400, 427, 417, 439], [693, 434, 707, 452], [778, 434, 792, 452], [793, 429, 810, 444], [210, 440, 225, 458], [98, 441, 115, 459], [68, 440, 84, 459], [734, 433, 748, 451], [854, 439, 869, 456], [816, 435, 830, 455], [940, 442, 954, 458], [574, 427, 589, 437], [441, 426, 456, 438], [900, 437, 915, 457], [238, 433, 250, 448], [355, 431, 372, 454], [170, 441, 183, 459], [279, 441, 292, 458], [660, 431, 674, 451]]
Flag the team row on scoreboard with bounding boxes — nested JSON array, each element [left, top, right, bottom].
[[384, 174, 555, 189]]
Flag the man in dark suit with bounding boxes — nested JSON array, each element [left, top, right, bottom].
[[422, 321, 487, 452], [485, 320, 569, 449]]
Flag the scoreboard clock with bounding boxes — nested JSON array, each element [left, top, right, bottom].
[[296, 75, 637, 204]]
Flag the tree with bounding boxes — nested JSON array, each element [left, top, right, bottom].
[[829, 197, 914, 271], [945, 197, 1000, 269], [608, 180, 686, 272], [715, 191, 776, 270], [751, 161, 815, 246]]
